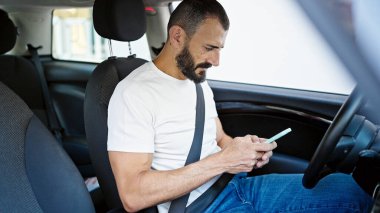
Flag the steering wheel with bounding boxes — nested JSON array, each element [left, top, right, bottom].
[[302, 87, 363, 188]]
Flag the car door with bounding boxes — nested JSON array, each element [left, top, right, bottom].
[[211, 80, 347, 175], [203, 0, 356, 175]]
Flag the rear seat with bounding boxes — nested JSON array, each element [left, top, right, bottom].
[[0, 9, 47, 123], [0, 8, 93, 178]]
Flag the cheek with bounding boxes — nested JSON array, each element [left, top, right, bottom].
[[194, 52, 208, 64], [188, 46, 206, 65], [189, 46, 204, 60], [199, 49, 210, 60]]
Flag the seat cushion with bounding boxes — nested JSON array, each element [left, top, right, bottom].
[[0, 82, 95, 212]]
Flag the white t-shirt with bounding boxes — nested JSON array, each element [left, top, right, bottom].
[[107, 62, 221, 212]]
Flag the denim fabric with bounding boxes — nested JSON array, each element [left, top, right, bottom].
[[204, 173, 373, 213]]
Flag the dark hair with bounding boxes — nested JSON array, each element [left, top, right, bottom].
[[168, 0, 229, 38]]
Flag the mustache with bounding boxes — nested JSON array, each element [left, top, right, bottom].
[[195, 62, 212, 70]]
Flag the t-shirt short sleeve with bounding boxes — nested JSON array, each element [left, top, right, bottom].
[[107, 85, 155, 153], [202, 81, 218, 118]]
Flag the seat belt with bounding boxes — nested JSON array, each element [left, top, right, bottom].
[[168, 83, 206, 213], [27, 44, 63, 143], [168, 84, 235, 213], [185, 173, 233, 212]]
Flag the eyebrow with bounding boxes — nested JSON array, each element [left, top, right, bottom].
[[206, 44, 224, 49]]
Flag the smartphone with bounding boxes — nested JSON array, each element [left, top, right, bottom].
[[265, 128, 292, 143]]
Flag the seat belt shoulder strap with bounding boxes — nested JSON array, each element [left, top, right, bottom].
[[27, 44, 62, 142], [168, 83, 205, 213]]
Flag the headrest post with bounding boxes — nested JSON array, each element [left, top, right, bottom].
[[108, 39, 113, 57], [128, 42, 133, 56]]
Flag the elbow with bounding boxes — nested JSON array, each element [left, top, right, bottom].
[[121, 194, 144, 213]]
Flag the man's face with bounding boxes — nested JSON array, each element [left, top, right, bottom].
[[175, 18, 228, 83], [176, 43, 211, 83]]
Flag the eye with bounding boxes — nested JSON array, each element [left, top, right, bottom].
[[204, 46, 213, 52]]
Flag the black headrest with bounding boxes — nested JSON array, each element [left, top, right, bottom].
[[93, 0, 146, 42], [0, 9, 17, 55]]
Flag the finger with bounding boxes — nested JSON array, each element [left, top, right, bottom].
[[232, 164, 255, 173], [256, 158, 269, 168], [261, 151, 273, 161], [255, 161, 264, 168], [250, 135, 260, 143], [245, 163, 255, 172], [240, 159, 257, 167], [254, 142, 277, 152], [253, 152, 264, 160], [259, 137, 266, 143], [240, 135, 255, 143], [234, 137, 244, 143]]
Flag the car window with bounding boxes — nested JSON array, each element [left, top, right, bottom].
[[172, 1, 355, 94], [52, 8, 151, 62]]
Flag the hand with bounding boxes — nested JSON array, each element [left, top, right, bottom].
[[220, 135, 277, 174], [250, 135, 276, 168]]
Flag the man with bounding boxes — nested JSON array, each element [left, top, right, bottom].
[[107, 0, 372, 212]]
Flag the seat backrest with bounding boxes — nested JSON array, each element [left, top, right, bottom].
[[0, 8, 95, 178], [84, 0, 147, 209], [0, 81, 95, 212], [0, 9, 46, 123]]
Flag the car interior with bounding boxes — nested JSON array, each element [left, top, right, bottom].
[[0, 0, 379, 212]]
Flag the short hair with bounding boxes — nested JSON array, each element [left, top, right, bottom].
[[168, 0, 229, 39]]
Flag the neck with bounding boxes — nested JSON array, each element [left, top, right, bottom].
[[153, 46, 186, 80]]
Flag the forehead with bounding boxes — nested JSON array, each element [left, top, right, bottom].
[[189, 18, 228, 47]]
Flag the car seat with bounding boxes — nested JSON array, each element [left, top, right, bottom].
[[84, 0, 148, 210], [0, 8, 94, 178], [0, 81, 95, 212], [0, 9, 46, 122]]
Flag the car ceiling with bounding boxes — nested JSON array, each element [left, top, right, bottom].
[[0, 0, 179, 7]]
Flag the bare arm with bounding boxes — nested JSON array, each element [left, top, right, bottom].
[[110, 118, 277, 212], [215, 117, 233, 149], [109, 150, 227, 212]]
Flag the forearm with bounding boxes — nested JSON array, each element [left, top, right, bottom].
[[112, 133, 277, 212], [119, 152, 226, 212]]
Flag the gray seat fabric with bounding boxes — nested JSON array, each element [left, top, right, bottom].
[[0, 9, 46, 123], [85, 57, 147, 210], [0, 55, 47, 121], [0, 82, 95, 212], [84, 0, 149, 210], [0, 8, 94, 178]]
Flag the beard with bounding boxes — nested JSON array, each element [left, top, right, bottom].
[[176, 45, 212, 83]]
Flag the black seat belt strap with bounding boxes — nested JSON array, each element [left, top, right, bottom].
[[185, 173, 234, 212], [27, 44, 63, 143], [168, 83, 205, 213]]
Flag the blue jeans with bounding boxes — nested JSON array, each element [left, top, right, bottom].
[[204, 173, 373, 213]]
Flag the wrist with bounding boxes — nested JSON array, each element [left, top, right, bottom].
[[201, 150, 229, 175], [212, 149, 232, 173]]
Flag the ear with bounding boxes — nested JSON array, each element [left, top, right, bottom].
[[168, 25, 187, 50]]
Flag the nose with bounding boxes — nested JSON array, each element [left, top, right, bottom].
[[207, 50, 220, 67]]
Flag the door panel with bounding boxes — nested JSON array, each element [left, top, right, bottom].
[[210, 80, 347, 174], [217, 103, 328, 160], [210, 81, 346, 118], [44, 60, 95, 137], [43, 59, 96, 177]]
